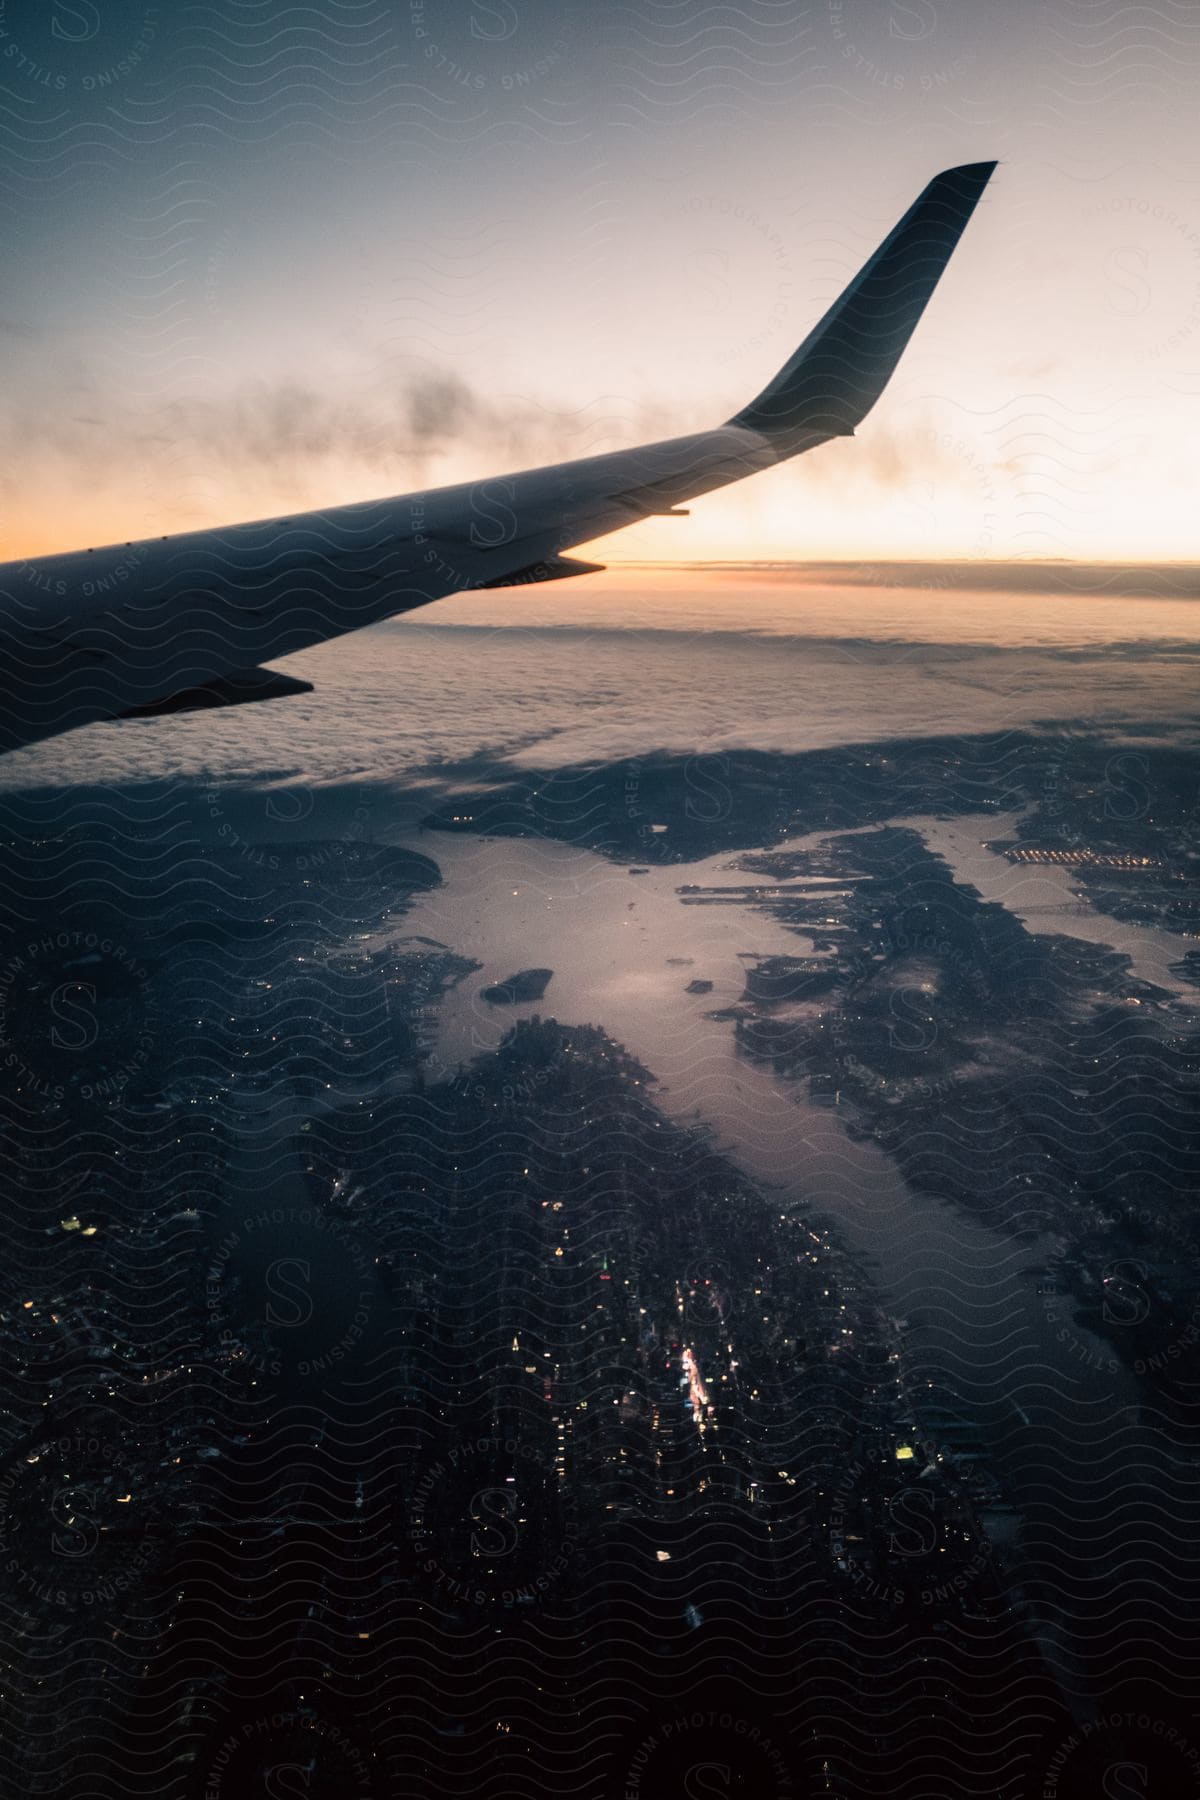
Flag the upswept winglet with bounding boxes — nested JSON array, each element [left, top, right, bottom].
[[728, 161, 997, 453], [0, 161, 998, 754]]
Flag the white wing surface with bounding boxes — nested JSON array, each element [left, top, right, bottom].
[[0, 162, 996, 753]]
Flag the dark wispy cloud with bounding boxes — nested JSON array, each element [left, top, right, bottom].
[[1, 360, 683, 512]]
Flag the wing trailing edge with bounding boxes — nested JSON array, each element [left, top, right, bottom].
[[0, 161, 998, 754], [116, 666, 315, 719]]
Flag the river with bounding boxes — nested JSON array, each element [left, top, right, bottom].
[[390, 824, 1200, 1717]]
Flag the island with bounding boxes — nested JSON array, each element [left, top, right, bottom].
[[481, 967, 554, 1005]]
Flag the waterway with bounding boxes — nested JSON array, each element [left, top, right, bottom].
[[902, 809, 1195, 1000], [392, 825, 1200, 1716]]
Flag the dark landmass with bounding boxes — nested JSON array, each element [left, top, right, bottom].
[[5, 728, 1199, 1793], [272, 1017, 1050, 1796], [423, 732, 1200, 867], [996, 765, 1200, 936], [740, 954, 840, 1004], [1172, 950, 1200, 987], [719, 822, 1200, 1405], [0, 802, 450, 1115], [0, 802, 473, 1793], [2, 995, 1059, 1796], [481, 967, 553, 1005]]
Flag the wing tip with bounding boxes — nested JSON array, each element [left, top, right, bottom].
[[911, 159, 999, 218], [729, 159, 999, 447], [941, 159, 999, 182]]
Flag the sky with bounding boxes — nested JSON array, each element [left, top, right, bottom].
[[0, 0, 1198, 565]]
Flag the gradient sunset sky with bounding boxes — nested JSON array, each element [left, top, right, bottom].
[[1, 0, 1197, 565]]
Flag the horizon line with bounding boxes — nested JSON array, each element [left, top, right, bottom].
[[592, 558, 1200, 597]]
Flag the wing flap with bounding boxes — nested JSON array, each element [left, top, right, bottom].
[[477, 555, 606, 589], [116, 666, 315, 719]]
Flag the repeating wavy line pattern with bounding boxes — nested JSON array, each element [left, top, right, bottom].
[[2, 3, 1199, 1794], [2, 731, 1198, 1791]]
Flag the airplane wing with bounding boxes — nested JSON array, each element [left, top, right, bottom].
[[0, 161, 995, 755]]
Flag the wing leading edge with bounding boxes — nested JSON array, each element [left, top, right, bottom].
[[0, 161, 996, 754]]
